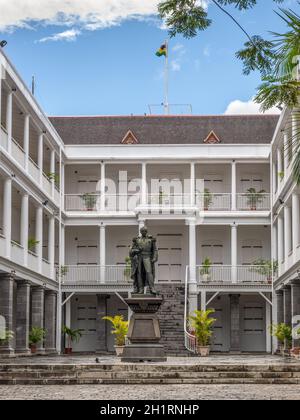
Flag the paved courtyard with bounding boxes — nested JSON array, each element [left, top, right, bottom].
[[0, 384, 300, 400], [0, 354, 299, 366], [0, 355, 299, 400]]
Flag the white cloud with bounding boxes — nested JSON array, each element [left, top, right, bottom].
[[170, 60, 181, 72], [38, 29, 81, 43], [224, 97, 281, 115], [0, 0, 160, 33], [172, 44, 184, 52]]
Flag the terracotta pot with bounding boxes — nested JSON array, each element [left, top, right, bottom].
[[291, 347, 300, 356], [30, 344, 37, 354], [115, 346, 125, 357], [197, 346, 210, 357], [64, 348, 72, 355]]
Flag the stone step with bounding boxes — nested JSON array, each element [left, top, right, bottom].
[[1, 377, 300, 385], [1, 364, 300, 373], [1, 370, 300, 379]]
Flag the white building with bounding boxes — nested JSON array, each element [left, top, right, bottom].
[[0, 47, 294, 356]]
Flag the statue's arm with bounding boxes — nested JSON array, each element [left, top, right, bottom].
[[152, 239, 158, 263]]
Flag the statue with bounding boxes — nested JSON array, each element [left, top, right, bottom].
[[129, 227, 158, 295]]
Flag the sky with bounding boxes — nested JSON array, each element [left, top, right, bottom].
[[0, 0, 298, 116]]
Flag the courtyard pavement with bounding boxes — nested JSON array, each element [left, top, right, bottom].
[[0, 354, 299, 365], [0, 355, 299, 400], [0, 384, 300, 400]]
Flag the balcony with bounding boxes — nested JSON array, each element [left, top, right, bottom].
[[64, 192, 271, 213], [197, 265, 272, 285], [61, 265, 132, 287]]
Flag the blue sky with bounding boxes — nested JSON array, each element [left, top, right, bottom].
[[0, 0, 298, 116]]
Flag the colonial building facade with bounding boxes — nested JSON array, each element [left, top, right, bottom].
[[0, 47, 297, 356]]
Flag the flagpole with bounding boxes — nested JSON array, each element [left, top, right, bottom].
[[164, 39, 169, 115]]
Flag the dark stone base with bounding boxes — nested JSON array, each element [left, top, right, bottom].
[[122, 295, 166, 363], [121, 344, 167, 362]]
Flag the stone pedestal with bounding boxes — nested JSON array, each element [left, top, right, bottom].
[[122, 295, 167, 362]]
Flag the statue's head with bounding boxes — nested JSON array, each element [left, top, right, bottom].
[[132, 237, 138, 244], [140, 226, 148, 237]]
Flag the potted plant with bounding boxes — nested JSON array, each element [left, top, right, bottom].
[[251, 259, 278, 283], [28, 237, 39, 252], [124, 257, 132, 282], [200, 257, 212, 282], [203, 188, 213, 210], [62, 326, 82, 354], [60, 265, 69, 278], [81, 193, 97, 211], [0, 330, 14, 346], [270, 323, 293, 356], [189, 309, 216, 357], [29, 327, 46, 353], [102, 315, 129, 356], [246, 187, 266, 210], [47, 172, 60, 184]]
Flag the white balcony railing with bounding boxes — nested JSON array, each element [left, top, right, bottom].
[[11, 240, 24, 265], [28, 157, 40, 180], [11, 137, 25, 168], [61, 265, 132, 285], [196, 193, 231, 211], [0, 125, 8, 150], [197, 265, 272, 285], [42, 173, 52, 196], [64, 192, 270, 212], [236, 193, 270, 211]]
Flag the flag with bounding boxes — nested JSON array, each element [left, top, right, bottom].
[[156, 44, 167, 57]]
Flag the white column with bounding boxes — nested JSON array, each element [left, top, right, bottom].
[[284, 206, 292, 263], [266, 300, 272, 353], [190, 162, 195, 206], [48, 215, 55, 278], [278, 215, 284, 273], [100, 162, 106, 211], [277, 148, 283, 185], [23, 114, 30, 172], [200, 291, 206, 311], [35, 206, 43, 273], [50, 149, 55, 198], [231, 224, 238, 283], [272, 162, 277, 193], [61, 224, 65, 266], [20, 193, 29, 266], [99, 225, 106, 284], [272, 223, 278, 261], [283, 132, 289, 175], [141, 162, 147, 205], [37, 134, 43, 185], [3, 177, 12, 258], [292, 194, 300, 257], [188, 220, 198, 314], [61, 163, 65, 210], [231, 161, 236, 211], [6, 91, 12, 154], [64, 297, 71, 348], [292, 112, 299, 158]]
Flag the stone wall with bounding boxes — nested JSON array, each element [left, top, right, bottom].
[[156, 284, 189, 356]]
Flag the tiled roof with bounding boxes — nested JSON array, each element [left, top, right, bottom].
[[49, 115, 279, 145]]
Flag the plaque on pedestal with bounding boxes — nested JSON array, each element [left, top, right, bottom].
[[121, 295, 167, 362]]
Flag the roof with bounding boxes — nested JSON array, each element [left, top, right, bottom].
[[49, 115, 280, 145]]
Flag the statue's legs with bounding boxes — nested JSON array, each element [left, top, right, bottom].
[[142, 257, 157, 295]]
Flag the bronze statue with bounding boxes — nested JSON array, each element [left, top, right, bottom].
[[129, 227, 158, 295]]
